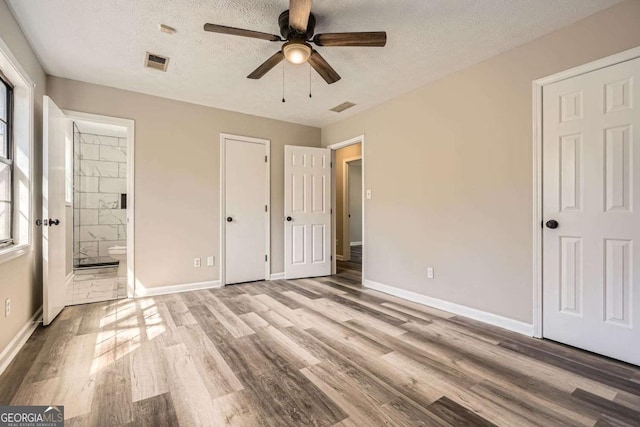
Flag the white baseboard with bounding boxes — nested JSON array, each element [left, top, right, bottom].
[[363, 279, 533, 336], [0, 306, 42, 376], [350, 241, 362, 246], [270, 272, 285, 280], [136, 280, 222, 297], [335, 255, 344, 261]]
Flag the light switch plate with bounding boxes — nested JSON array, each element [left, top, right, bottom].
[[366, 189, 372, 199]]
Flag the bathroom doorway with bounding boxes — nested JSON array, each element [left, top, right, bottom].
[[67, 114, 134, 305]]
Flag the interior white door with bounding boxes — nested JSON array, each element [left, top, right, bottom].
[[224, 137, 268, 285], [43, 96, 70, 325], [542, 57, 640, 365], [284, 145, 331, 279]]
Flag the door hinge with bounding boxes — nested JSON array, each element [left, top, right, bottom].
[[265, 155, 268, 162], [330, 162, 333, 168], [265, 205, 268, 212], [330, 255, 333, 261], [265, 254, 268, 262], [330, 208, 332, 214]]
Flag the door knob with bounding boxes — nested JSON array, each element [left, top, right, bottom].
[[49, 219, 60, 226], [286, 216, 292, 221], [545, 219, 559, 229], [226, 217, 233, 222]]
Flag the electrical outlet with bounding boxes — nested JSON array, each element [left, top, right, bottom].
[[427, 267, 434, 279], [5, 298, 10, 317], [194, 258, 201, 268], [207, 256, 215, 267]]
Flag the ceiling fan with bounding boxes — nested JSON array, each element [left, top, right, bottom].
[[203, 0, 387, 84]]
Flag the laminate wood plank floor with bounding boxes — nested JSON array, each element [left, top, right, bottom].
[[2, 253, 639, 425]]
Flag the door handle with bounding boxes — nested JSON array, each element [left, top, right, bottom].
[[286, 216, 292, 221], [36, 219, 60, 226], [227, 217, 233, 222], [545, 219, 559, 229]]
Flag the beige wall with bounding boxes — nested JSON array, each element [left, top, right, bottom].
[[322, 0, 640, 324], [334, 143, 361, 257], [0, 0, 46, 356], [47, 77, 320, 290]]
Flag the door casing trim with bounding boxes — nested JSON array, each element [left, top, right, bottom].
[[64, 110, 136, 298], [327, 135, 365, 278], [219, 133, 271, 286], [532, 45, 640, 338]]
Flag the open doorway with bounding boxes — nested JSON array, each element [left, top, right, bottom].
[[330, 138, 364, 284], [346, 159, 362, 255], [67, 119, 130, 305], [42, 98, 135, 324]]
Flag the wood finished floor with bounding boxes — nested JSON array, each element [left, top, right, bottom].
[[1, 247, 639, 426]]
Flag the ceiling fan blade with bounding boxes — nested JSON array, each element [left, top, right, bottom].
[[289, 0, 312, 33], [247, 51, 285, 79], [312, 32, 387, 47], [204, 23, 282, 42], [308, 50, 341, 84]]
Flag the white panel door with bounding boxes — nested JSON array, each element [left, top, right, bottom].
[[224, 137, 268, 285], [284, 146, 331, 279], [43, 96, 70, 325], [543, 57, 640, 365]]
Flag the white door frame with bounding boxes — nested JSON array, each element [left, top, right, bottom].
[[327, 135, 365, 277], [219, 133, 270, 286], [341, 155, 362, 261], [532, 46, 640, 338], [63, 110, 136, 298]]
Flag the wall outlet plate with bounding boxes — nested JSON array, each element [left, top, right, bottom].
[[427, 267, 434, 279], [194, 258, 201, 268], [5, 298, 10, 317], [207, 256, 214, 267]]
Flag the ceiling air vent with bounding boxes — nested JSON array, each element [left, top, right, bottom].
[[145, 52, 170, 71], [330, 102, 356, 113]]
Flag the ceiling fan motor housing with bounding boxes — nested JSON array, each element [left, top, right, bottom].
[[279, 10, 316, 40]]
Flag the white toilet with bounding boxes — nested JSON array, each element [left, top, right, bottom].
[[108, 245, 127, 278]]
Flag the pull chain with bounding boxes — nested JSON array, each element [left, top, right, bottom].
[[282, 63, 286, 103], [309, 64, 312, 98]]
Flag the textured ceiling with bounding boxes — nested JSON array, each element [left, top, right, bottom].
[[8, 0, 622, 127]]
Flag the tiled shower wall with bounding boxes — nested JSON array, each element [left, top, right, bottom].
[[73, 125, 128, 267]]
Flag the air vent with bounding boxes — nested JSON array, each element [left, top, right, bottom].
[[329, 102, 356, 113], [145, 52, 170, 71]]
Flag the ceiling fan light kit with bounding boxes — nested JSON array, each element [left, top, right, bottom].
[[203, 0, 387, 86], [282, 41, 312, 64]]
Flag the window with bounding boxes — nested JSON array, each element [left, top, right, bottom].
[[0, 72, 12, 247], [0, 38, 34, 264]]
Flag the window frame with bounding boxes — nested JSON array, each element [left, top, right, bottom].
[[0, 35, 34, 265], [0, 71, 14, 248]]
